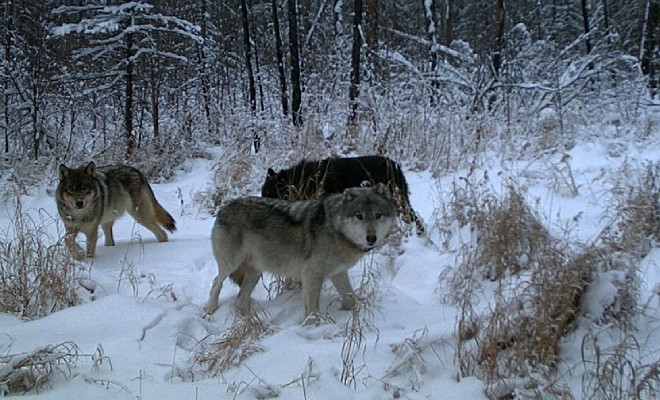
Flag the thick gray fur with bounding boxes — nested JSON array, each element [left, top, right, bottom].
[[205, 184, 396, 319]]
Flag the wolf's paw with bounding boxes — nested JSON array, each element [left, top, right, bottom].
[[340, 293, 357, 310], [301, 311, 334, 327], [68, 244, 85, 260], [204, 302, 218, 317]]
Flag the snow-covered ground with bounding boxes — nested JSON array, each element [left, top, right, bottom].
[[1, 137, 659, 399]]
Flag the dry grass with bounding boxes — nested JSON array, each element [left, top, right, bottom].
[[447, 182, 557, 282], [340, 257, 380, 389], [0, 200, 82, 319], [383, 328, 429, 392], [191, 310, 272, 377], [0, 342, 80, 395], [446, 183, 595, 397], [193, 153, 257, 216], [601, 162, 660, 259], [582, 334, 660, 400]]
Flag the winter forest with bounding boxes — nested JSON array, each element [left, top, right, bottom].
[[1, 0, 655, 168], [2, 0, 660, 399]]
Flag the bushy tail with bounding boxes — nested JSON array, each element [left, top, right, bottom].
[[155, 204, 176, 232]]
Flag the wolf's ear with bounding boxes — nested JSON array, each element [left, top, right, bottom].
[[267, 168, 276, 178], [84, 161, 96, 177], [58, 164, 69, 180], [374, 182, 390, 199], [342, 188, 357, 203]]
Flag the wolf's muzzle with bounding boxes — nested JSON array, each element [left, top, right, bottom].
[[366, 234, 377, 246], [74, 200, 85, 209]]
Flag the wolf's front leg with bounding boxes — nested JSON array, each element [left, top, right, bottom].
[[64, 227, 84, 260], [330, 271, 356, 310], [83, 228, 99, 258], [302, 273, 324, 318]]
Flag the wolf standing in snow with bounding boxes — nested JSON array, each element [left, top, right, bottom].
[[56, 162, 176, 260], [261, 155, 424, 235], [205, 184, 397, 319]]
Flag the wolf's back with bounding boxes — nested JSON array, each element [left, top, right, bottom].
[[99, 165, 176, 232]]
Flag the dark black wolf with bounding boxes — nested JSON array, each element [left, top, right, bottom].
[[261, 155, 424, 234]]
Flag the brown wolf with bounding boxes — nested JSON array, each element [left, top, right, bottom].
[[56, 162, 176, 260]]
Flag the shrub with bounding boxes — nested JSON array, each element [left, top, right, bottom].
[[0, 200, 82, 319]]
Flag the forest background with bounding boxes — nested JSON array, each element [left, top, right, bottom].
[[1, 0, 656, 177]]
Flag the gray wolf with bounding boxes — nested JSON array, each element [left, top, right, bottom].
[[261, 155, 424, 235], [205, 184, 397, 319], [56, 161, 176, 260]]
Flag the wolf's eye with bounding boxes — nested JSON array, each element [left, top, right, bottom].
[[375, 212, 382, 219], [355, 213, 363, 220]]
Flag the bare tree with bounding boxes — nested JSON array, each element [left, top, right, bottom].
[[348, 0, 362, 126], [492, 0, 505, 77], [271, 0, 288, 116], [640, 0, 660, 94], [3, 0, 13, 154], [240, 0, 256, 112], [580, 0, 593, 55], [288, 0, 302, 126]]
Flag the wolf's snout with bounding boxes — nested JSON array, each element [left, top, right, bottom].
[[74, 199, 84, 209], [366, 234, 377, 246]]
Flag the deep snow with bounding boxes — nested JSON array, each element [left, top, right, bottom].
[[1, 137, 660, 399]]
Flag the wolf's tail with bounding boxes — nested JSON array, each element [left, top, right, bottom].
[[155, 203, 177, 232]]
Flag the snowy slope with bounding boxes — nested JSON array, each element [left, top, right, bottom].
[[1, 138, 660, 399]]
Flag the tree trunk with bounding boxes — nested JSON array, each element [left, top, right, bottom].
[[198, 0, 211, 126], [442, 0, 453, 46], [492, 0, 505, 77], [424, 0, 439, 101], [32, 91, 39, 159], [348, 0, 362, 126], [365, 0, 378, 77], [602, 0, 610, 37], [640, 0, 660, 94], [149, 58, 159, 139], [288, 0, 302, 126], [125, 31, 135, 156], [271, 0, 288, 116], [580, 0, 592, 54], [4, 0, 12, 154], [240, 0, 256, 112]]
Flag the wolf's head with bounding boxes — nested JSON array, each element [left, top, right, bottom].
[[337, 184, 397, 252], [57, 162, 99, 211]]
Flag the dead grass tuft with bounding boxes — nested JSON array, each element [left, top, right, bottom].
[[192, 310, 272, 376], [582, 334, 660, 400], [341, 257, 381, 389], [602, 162, 660, 259], [0, 200, 82, 319], [0, 342, 80, 395], [447, 181, 556, 282], [447, 182, 596, 396], [193, 153, 256, 216]]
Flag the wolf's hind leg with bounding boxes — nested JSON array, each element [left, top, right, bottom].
[[234, 263, 261, 314], [205, 253, 246, 315], [205, 274, 225, 315], [129, 205, 168, 242]]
